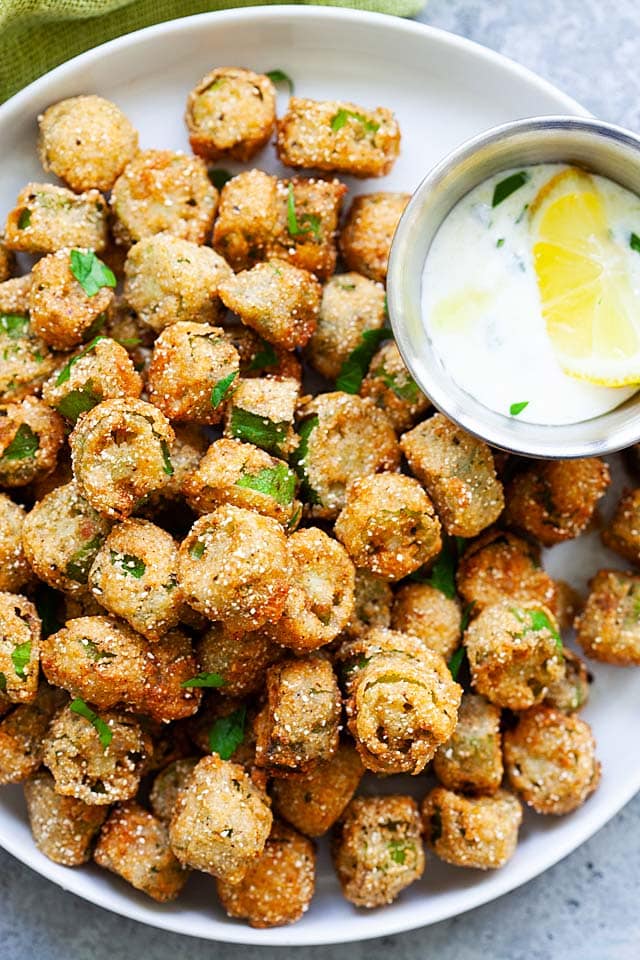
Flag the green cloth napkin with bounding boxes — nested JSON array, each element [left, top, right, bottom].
[[0, 0, 425, 104]]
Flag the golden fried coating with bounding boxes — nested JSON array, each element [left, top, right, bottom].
[[360, 341, 430, 433], [196, 623, 282, 699], [0, 275, 31, 314], [344, 569, 393, 639], [422, 787, 522, 869], [391, 583, 461, 660], [24, 770, 107, 865], [332, 795, 424, 907], [0, 238, 14, 282], [141, 423, 207, 514], [503, 706, 600, 815], [0, 592, 40, 703], [433, 693, 502, 794], [544, 648, 591, 713], [0, 684, 66, 784], [0, 313, 58, 403], [0, 495, 31, 592], [602, 488, 640, 563], [224, 376, 299, 458], [186, 68, 276, 162], [0, 396, 65, 487], [212, 169, 279, 270], [575, 569, 640, 665], [149, 757, 199, 823], [339, 193, 410, 282], [269, 177, 347, 280], [4, 183, 108, 254]]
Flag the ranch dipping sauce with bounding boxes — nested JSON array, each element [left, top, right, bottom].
[[422, 163, 640, 426]]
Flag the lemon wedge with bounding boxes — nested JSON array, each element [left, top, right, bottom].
[[531, 167, 640, 386]]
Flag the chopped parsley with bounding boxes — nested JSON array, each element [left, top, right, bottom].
[[181, 672, 225, 689], [210, 370, 238, 409], [266, 69, 294, 93], [375, 367, 420, 402], [286, 184, 322, 242], [236, 463, 296, 505], [229, 407, 288, 456], [209, 704, 246, 760], [110, 551, 145, 579], [448, 645, 467, 682], [56, 383, 101, 422], [330, 108, 379, 135], [11, 641, 31, 679], [291, 414, 320, 504], [56, 335, 107, 385], [496, 237, 505, 248], [0, 314, 29, 339], [65, 535, 104, 583], [492, 171, 529, 207], [2, 423, 39, 461], [509, 400, 529, 416], [248, 338, 278, 371], [336, 327, 388, 394], [69, 249, 116, 298], [17, 208, 31, 229], [160, 440, 174, 476], [631, 232, 640, 254], [70, 697, 113, 750], [208, 168, 233, 190]]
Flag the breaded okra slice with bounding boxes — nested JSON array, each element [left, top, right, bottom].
[[332, 795, 424, 908], [0, 494, 31, 592], [186, 67, 276, 161], [0, 312, 58, 403], [0, 592, 40, 703], [269, 177, 347, 281], [277, 98, 400, 178], [0, 237, 15, 282], [575, 569, 640, 665], [4, 183, 108, 254], [224, 376, 299, 458], [24, 770, 108, 866], [219, 258, 321, 351], [602, 488, 640, 564], [433, 693, 503, 794], [391, 582, 462, 660], [544, 648, 591, 713], [95, 801, 189, 902], [38, 95, 139, 192], [149, 757, 199, 823], [0, 396, 65, 487], [339, 192, 410, 282], [225, 325, 303, 382], [344, 569, 393, 639], [360, 341, 430, 433], [140, 424, 207, 516], [401, 414, 504, 538], [0, 684, 66, 784], [212, 169, 279, 270], [0, 275, 31, 315], [110, 149, 218, 245], [196, 623, 282, 699], [422, 787, 522, 869], [216, 821, 316, 928]]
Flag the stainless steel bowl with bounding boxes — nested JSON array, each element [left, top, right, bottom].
[[387, 115, 640, 458]]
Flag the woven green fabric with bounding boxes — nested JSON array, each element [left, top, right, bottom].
[[0, 0, 425, 104]]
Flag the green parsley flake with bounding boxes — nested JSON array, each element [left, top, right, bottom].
[[211, 370, 238, 409], [2, 423, 39, 461], [209, 168, 233, 190], [181, 672, 225, 689], [56, 383, 101, 422], [70, 698, 113, 750], [448, 645, 467, 682], [209, 705, 246, 760], [631, 232, 640, 254], [236, 463, 296, 505], [376, 367, 420, 402], [11, 641, 31, 680], [509, 400, 529, 416], [291, 415, 320, 505], [230, 407, 288, 456], [266, 69, 294, 93], [248, 339, 278, 371], [330, 108, 380, 135], [0, 314, 29, 339], [69, 249, 116, 298], [110, 551, 145, 579], [56, 336, 107, 386], [286, 184, 322, 242], [336, 327, 389, 394], [65, 535, 105, 583], [17, 208, 31, 229], [492, 171, 529, 207]]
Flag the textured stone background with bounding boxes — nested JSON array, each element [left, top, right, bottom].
[[2, 2, 640, 957]]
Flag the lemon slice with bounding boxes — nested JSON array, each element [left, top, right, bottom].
[[530, 167, 640, 386]]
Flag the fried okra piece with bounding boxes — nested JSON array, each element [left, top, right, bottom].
[[341, 628, 461, 775], [0, 495, 31, 591], [255, 656, 342, 776], [294, 392, 400, 519], [147, 322, 240, 424], [0, 396, 64, 487], [196, 624, 282, 699], [212, 169, 278, 270], [43, 704, 152, 804], [0, 313, 58, 403], [270, 177, 347, 281], [0, 684, 66, 784], [305, 272, 387, 381], [29, 249, 115, 351], [0, 592, 40, 703], [422, 787, 522, 869], [335, 473, 442, 581], [339, 193, 410, 282], [465, 600, 564, 710], [170, 754, 272, 881], [271, 741, 364, 837], [110, 149, 218, 245], [332, 795, 424, 908], [345, 569, 392, 639], [70, 398, 175, 519], [219, 259, 321, 351], [544, 648, 591, 713], [178, 505, 290, 630], [22, 482, 111, 594], [277, 98, 400, 178], [504, 457, 610, 547], [391, 583, 461, 660], [183, 438, 300, 529], [602, 488, 640, 563], [186, 67, 276, 161], [216, 820, 315, 928], [0, 238, 14, 282], [24, 770, 107, 865], [41, 616, 201, 722], [141, 424, 206, 515], [225, 325, 302, 382], [361, 341, 430, 433], [38, 95, 139, 192], [433, 694, 503, 794], [504, 706, 600, 815], [124, 234, 232, 331], [95, 801, 188, 901], [88, 518, 181, 640], [42, 336, 142, 424], [4, 183, 108, 254], [224, 376, 299, 458], [268, 527, 355, 653], [149, 757, 199, 823], [575, 569, 640, 665], [0, 275, 31, 314]]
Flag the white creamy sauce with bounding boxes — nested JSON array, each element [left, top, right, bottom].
[[421, 163, 640, 425]]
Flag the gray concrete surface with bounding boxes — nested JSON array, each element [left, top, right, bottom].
[[2, 1, 640, 956]]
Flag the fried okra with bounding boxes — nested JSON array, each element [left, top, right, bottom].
[[602, 488, 640, 563], [226, 325, 302, 382], [224, 376, 299, 458], [504, 706, 600, 815], [0, 313, 58, 403], [339, 192, 410, 282], [219, 259, 321, 351], [88, 518, 181, 640], [360, 341, 430, 433], [271, 741, 364, 837], [0, 495, 31, 591], [544, 648, 591, 713], [186, 67, 276, 161], [70, 398, 175, 519], [110, 149, 218, 245], [0, 238, 14, 282], [24, 770, 107, 866], [391, 583, 461, 660], [332, 795, 424, 908], [149, 757, 199, 823], [465, 600, 564, 710], [216, 821, 315, 928], [212, 169, 278, 270], [4, 183, 108, 254], [124, 234, 232, 331], [196, 623, 282, 699], [43, 704, 152, 804], [294, 392, 400, 519], [169, 754, 272, 882], [178, 505, 289, 630], [0, 684, 66, 784], [0, 396, 64, 487], [422, 787, 522, 869], [401, 414, 504, 538], [277, 98, 400, 178], [575, 569, 640, 665], [341, 628, 461, 775], [335, 473, 442, 581], [147, 322, 240, 424], [255, 656, 342, 776], [41, 616, 200, 722], [141, 423, 206, 514], [0, 275, 31, 314], [306, 272, 387, 381], [504, 457, 610, 546], [95, 801, 189, 901], [433, 694, 503, 794], [0, 592, 40, 703], [345, 569, 393, 639], [38, 95, 139, 193]]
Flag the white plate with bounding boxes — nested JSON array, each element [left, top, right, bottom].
[[1, 6, 637, 947]]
